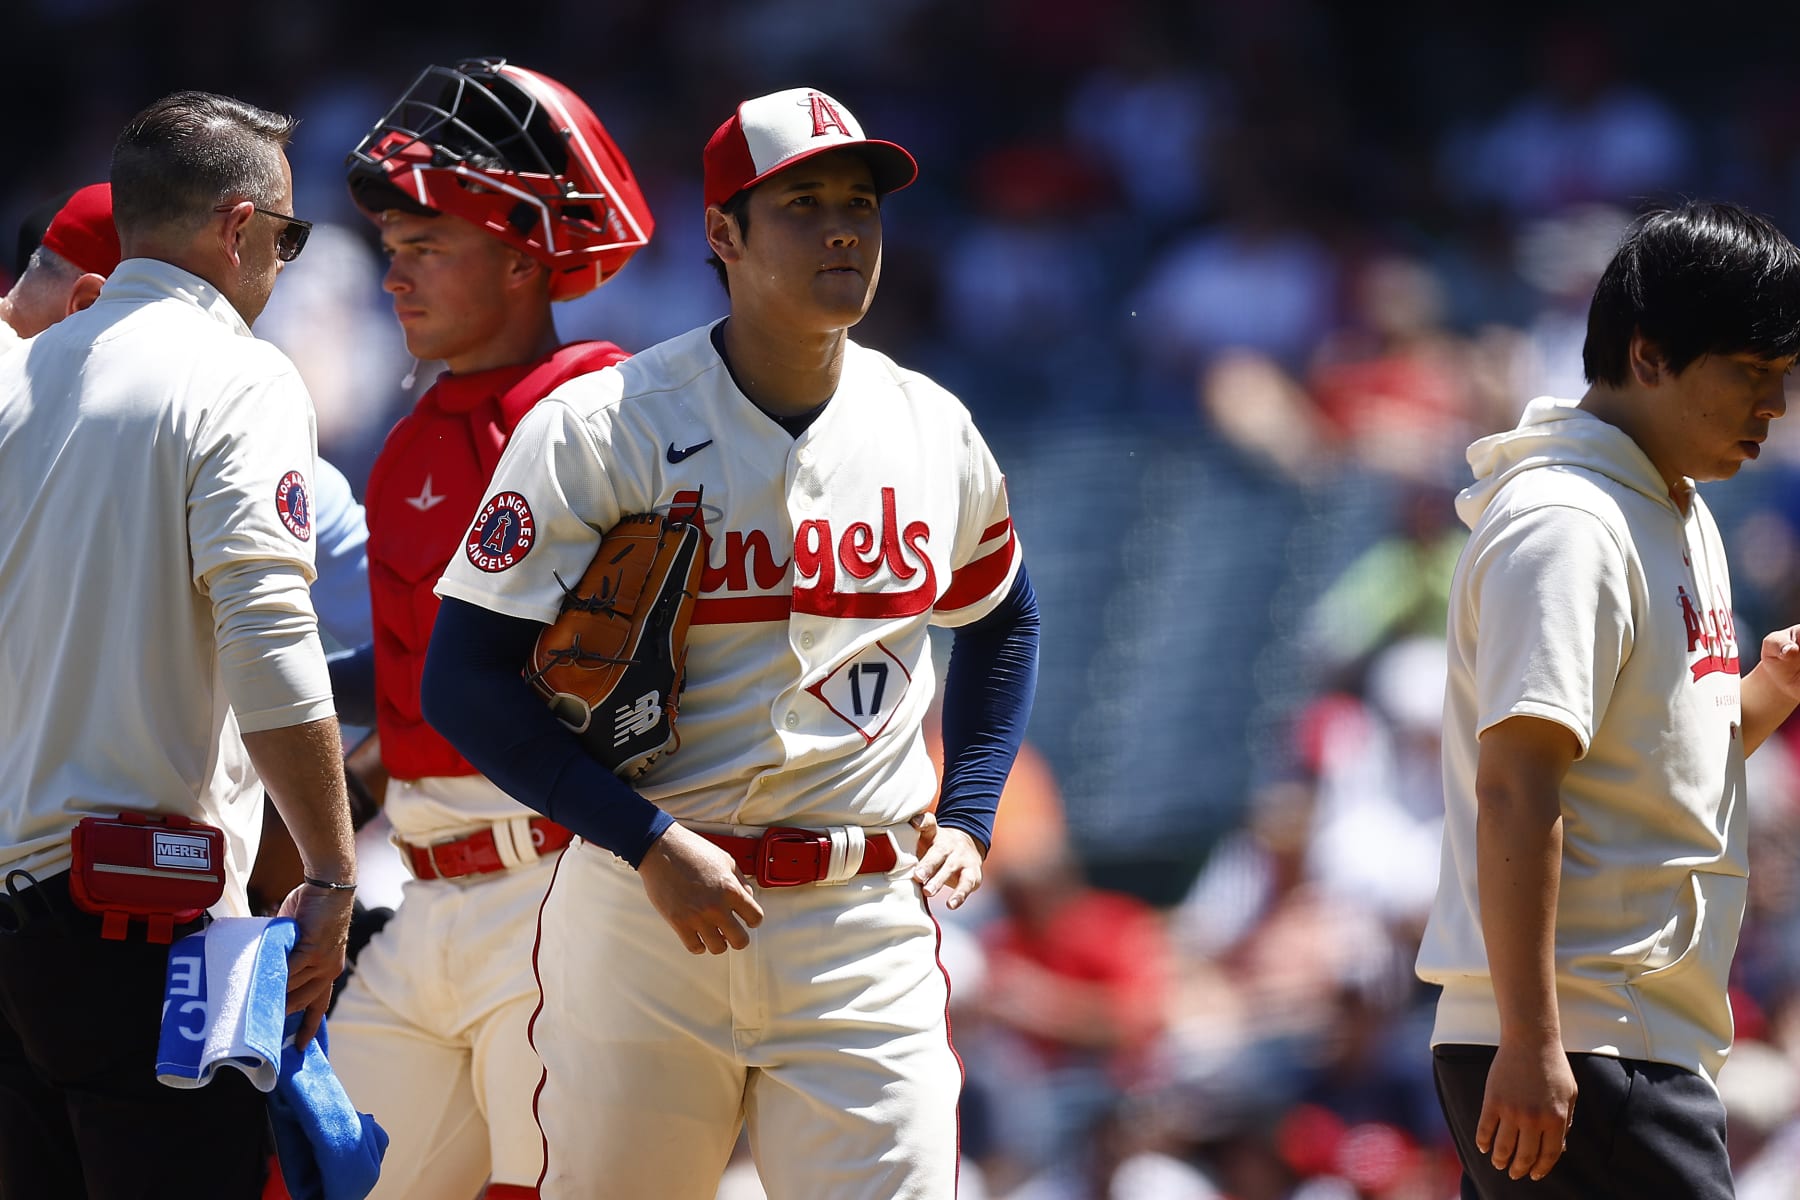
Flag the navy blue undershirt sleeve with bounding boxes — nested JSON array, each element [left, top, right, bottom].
[[421, 597, 675, 866], [936, 565, 1040, 852], [325, 642, 377, 729]]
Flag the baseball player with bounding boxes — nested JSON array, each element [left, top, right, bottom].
[[0, 90, 355, 1197], [423, 87, 1041, 1199], [325, 58, 653, 1200], [1420, 202, 1800, 1197]]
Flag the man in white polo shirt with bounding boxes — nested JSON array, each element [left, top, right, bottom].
[[1419, 201, 1800, 1198], [0, 91, 356, 1198]]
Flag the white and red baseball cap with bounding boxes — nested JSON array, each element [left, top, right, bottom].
[[703, 87, 918, 211]]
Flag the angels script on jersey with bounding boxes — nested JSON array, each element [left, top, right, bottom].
[[1679, 584, 1739, 682], [673, 487, 936, 622]]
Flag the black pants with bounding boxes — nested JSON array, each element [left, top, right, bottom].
[[1433, 1043, 1733, 1199], [0, 871, 269, 1199]]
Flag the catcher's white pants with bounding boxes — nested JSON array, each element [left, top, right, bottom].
[[533, 837, 962, 1200], [330, 853, 559, 1198]]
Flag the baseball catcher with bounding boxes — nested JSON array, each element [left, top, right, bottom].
[[324, 55, 653, 1200]]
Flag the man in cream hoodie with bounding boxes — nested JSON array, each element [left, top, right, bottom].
[[1419, 201, 1800, 1198]]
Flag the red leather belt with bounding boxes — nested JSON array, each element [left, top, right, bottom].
[[399, 818, 574, 881], [696, 826, 899, 888]]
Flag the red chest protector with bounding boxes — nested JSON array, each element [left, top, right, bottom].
[[366, 341, 628, 780]]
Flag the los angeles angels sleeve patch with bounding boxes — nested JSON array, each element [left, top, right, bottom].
[[465, 491, 537, 573], [275, 470, 312, 541]]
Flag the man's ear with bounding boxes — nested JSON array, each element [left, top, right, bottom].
[[66, 273, 105, 316], [216, 200, 254, 269], [1627, 330, 1667, 386], [705, 206, 744, 266], [504, 248, 548, 293]]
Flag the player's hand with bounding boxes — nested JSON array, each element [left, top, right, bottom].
[[1475, 1035, 1577, 1182], [277, 881, 355, 1050], [1758, 624, 1800, 701], [910, 811, 985, 910], [638, 823, 765, 955]]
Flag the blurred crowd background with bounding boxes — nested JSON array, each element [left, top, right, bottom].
[[15, 0, 1800, 1195]]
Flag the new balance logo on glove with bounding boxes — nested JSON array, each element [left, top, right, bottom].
[[613, 692, 663, 746]]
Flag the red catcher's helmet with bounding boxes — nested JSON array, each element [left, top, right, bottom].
[[346, 58, 653, 301]]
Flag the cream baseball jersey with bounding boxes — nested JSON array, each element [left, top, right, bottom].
[[437, 321, 1021, 829]]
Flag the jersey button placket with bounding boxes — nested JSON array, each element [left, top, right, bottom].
[[782, 449, 819, 748], [788, 444, 816, 514]]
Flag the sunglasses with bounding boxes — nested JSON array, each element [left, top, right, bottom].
[[214, 203, 313, 262]]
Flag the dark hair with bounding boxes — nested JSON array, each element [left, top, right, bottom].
[[111, 91, 297, 237], [1583, 201, 1800, 386], [706, 190, 754, 294]]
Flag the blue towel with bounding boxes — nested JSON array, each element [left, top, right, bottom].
[[270, 1013, 390, 1200], [156, 917, 388, 1200]]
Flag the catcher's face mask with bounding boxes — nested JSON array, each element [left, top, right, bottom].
[[346, 57, 654, 301]]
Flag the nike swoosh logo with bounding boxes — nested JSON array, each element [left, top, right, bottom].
[[406, 474, 447, 512], [666, 439, 714, 464]]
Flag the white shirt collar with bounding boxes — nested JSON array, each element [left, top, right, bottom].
[[99, 258, 252, 338]]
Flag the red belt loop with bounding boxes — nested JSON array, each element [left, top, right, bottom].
[[695, 827, 899, 888], [398, 818, 574, 881]]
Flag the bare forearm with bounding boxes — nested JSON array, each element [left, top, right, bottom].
[[1477, 780, 1563, 1041], [241, 717, 356, 885], [1466, 708, 1583, 1181], [1740, 665, 1797, 756]]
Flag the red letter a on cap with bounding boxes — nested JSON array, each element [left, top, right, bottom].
[[808, 93, 851, 138]]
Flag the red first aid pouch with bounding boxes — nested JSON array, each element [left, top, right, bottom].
[[69, 813, 226, 943]]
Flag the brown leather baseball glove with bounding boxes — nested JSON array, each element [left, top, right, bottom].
[[524, 511, 705, 778]]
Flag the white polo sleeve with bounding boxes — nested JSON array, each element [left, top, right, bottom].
[[188, 359, 319, 583], [435, 398, 624, 624], [931, 413, 1022, 627], [1468, 502, 1633, 755], [188, 356, 334, 731]]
